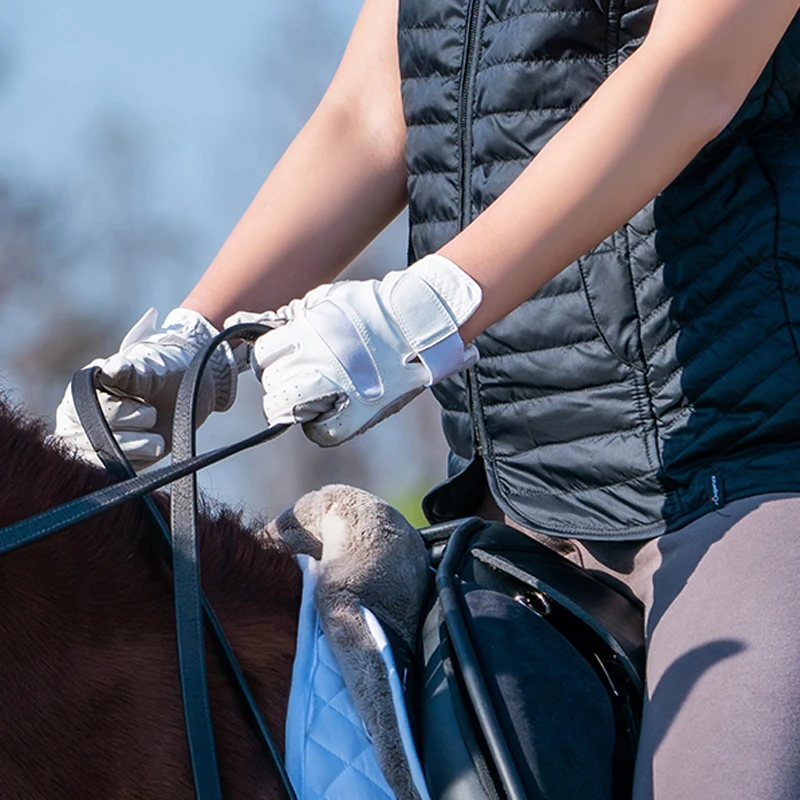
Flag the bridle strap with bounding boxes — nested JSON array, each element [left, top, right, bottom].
[[170, 325, 243, 799], [0, 428, 279, 553], [0, 324, 296, 800], [169, 323, 291, 800]]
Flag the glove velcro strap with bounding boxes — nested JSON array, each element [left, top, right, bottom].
[[387, 272, 467, 386], [393, 253, 483, 385]]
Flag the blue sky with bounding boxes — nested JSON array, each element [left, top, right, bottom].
[[0, 1, 364, 258]]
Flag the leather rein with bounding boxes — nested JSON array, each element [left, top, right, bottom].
[[0, 324, 297, 800]]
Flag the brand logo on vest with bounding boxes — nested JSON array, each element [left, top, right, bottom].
[[709, 474, 724, 508]]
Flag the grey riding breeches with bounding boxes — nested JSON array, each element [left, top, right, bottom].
[[482, 491, 800, 800]]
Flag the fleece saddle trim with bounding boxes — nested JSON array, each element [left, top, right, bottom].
[[285, 555, 430, 800]]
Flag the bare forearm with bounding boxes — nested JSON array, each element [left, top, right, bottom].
[[182, 0, 406, 329], [183, 104, 406, 328], [446, 44, 733, 344]]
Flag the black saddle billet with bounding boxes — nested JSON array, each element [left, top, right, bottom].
[[416, 519, 645, 800]]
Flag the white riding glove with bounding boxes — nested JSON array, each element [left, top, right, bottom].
[[228, 254, 482, 446], [54, 307, 240, 469]]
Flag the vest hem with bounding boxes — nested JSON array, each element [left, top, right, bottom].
[[423, 444, 800, 542]]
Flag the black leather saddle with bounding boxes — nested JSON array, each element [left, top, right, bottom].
[[415, 518, 645, 800]]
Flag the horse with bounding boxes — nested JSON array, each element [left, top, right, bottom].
[[0, 393, 304, 799]]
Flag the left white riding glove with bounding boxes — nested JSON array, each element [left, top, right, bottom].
[[227, 254, 482, 446], [53, 307, 241, 469]]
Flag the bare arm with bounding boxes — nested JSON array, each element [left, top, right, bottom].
[[182, 0, 406, 329], [449, 0, 800, 344]]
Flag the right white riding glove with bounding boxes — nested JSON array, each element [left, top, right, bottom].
[[228, 253, 483, 447], [53, 307, 240, 469]]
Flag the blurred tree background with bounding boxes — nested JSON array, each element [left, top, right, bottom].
[[0, 1, 448, 525]]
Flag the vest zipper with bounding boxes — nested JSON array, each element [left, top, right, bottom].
[[458, 0, 484, 458], [458, 0, 481, 230], [468, 366, 484, 458]]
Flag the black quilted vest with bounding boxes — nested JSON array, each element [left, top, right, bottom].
[[401, 0, 800, 539]]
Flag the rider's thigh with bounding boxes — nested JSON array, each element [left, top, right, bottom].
[[632, 492, 800, 800]]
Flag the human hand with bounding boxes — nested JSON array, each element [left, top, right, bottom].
[[227, 254, 482, 446], [53, 307, 240, 469]]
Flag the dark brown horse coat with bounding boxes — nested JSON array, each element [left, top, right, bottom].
[[0, 396, 302, 799]]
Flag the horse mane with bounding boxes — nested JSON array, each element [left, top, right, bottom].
[[0, 393, 302, 799]]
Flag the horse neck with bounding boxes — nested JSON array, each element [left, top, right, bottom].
[[0, 400, 153, 614], [0, 401, 107, 533], [0, 400, 303, 799]]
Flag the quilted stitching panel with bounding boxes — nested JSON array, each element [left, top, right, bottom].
[[401, 76, 460, 130], [491, 435, 657, 522], [301, 619, 395, 800], [479, 17, 607, 68], [397, 0, 468, 35], [469, 264, 592, 356], [469, 111, 575, 183], [406, 171, 460, 222], [490, 0, 607, 19], [484, 371, 643, 456], [469, 3, 609, 211], [492, 456, 667, 535], [660, 345, 800, 476]]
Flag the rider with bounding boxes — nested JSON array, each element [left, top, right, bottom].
[[55, 1, 800, 798]]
